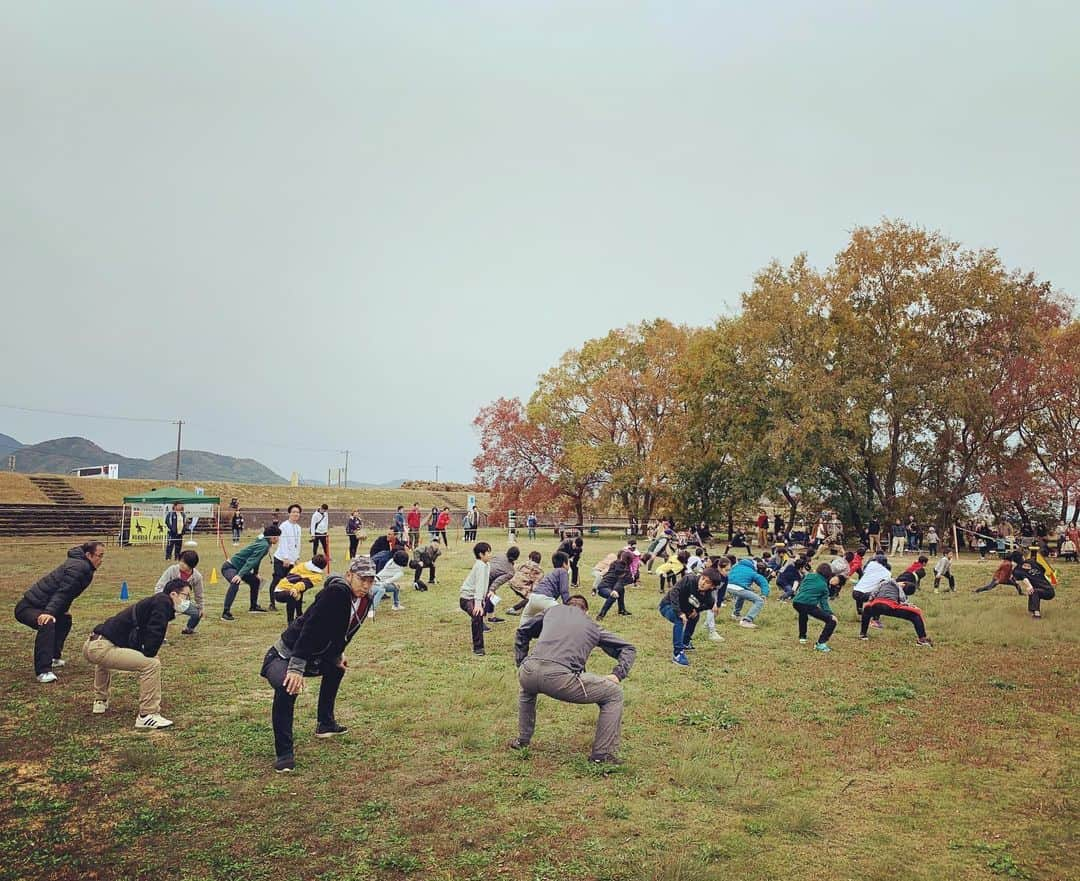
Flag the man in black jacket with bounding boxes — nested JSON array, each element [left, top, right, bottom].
[[82, 578, 190, 729], [15, 541, 104, 683], [165, 503, 186, 560], [260, 555, 378, 773]]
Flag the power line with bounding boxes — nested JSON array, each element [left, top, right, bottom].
[[0, 403, 174, 424]]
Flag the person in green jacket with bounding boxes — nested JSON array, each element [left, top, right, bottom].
[[222, 525, 281, 620], [792, 563, 839, 652]]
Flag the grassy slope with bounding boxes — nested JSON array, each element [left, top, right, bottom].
[[0, 473, 486, 511], [0, 533, 1075, 881]]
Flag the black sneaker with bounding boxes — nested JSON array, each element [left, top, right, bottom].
[[181, 627, 196, 635], [221, 611, 235, 621], [249, 606, 268, 614], [507, 737, 529, 750], [274, 755, 295, 773], [589, 754, 624, 766], [487, 616, 505, 623], [268, 604, 278, 612], [618, 610, 632, 616], [315, 722, 348, 738]]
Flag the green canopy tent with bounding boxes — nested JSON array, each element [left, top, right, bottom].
[[121, 487, 221, 548]]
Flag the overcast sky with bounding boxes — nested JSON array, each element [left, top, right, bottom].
[[2, 1, 1076, 484]]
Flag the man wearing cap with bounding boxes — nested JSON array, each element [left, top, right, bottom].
[[260, 556, 378, 773]]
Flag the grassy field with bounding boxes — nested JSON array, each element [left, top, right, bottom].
[[0, 530, 1076, 881], [0, 472, 486, 511]]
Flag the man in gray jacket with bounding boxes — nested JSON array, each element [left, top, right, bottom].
[[510, 595, 636, 765]]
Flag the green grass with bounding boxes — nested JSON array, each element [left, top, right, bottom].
[[0, 532, 1076, 881]]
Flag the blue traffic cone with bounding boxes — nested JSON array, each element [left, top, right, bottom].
[[120, 581, 129, 600]]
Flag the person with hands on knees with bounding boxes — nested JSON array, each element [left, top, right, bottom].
[[154, 549, 204, 634], [659, 568, 723, 666], [260, 556, 378, 773], [792, 563, 838, 652], [15, 541, 104, 683], [510, 595, 636, 766], [221, 526, 280, 619], [83, 577, 190, 729]]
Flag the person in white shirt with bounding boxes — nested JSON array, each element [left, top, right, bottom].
[[270, 504, 303, 613], [851, 556, 892, 626], [310, 504, 330, 557]]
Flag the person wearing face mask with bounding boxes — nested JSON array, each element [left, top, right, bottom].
[[154, 549, 204, 634], [260, 555, 378, 773], [82, 578, 191, 729]]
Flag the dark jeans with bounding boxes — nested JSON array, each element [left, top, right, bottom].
[[860, 602, 926, 638], [597, 584, 626, 617], [261, 649, 343, 760], [459, 598, 486, 652], [976, 578, 1021, 594], [659, 602, 697, 652], [15, 599, 72, 674], [1027, 584, 1055, 613], [348, 534, 360, 558], [793, 601, 835, 644], [273, 590, 305, 623], [269, 558, 293, 608], [409, 561, 435, 585], [231, 527, 241, 542], [222, 564, 262, 612], [934, 573, 955, 591], [312, 535, 328, 557], [165, 536, 183, 560]]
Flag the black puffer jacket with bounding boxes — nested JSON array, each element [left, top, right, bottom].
[[93, 593, 176, 658], [20, 547, 97, 617]]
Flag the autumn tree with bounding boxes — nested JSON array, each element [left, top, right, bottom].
[[471, 397, 603, 523]]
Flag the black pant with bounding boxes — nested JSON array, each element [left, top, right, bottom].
[[348, 534, 360, 558], [928, 542, 938, 556], [14, 599, 72, 675], [273, 590, 305, 623], [1027, 584, 1054, 613], [222, 564, 262, 612], [860, 602, 926, 638], [269, 558, 293, 608], [261, 649, 344, 760], [934, 573, 955, 591], [794, 601, 835, 644], [438, 529, 449, 547], [569, 559, 580, 587], [165, 536, 183, 560], [597, 585, 626, 617], [459, 598, 486, 652], [410, 561, 435, 585], [312, 535, 328, 557]]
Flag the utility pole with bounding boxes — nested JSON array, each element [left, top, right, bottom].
[[434, 464, 440, 482], [343, 450, 349, 488], [174, 420, 183, 481]]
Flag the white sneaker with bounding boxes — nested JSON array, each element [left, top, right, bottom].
[[392, 605, 404, 611], [708, 631, 724, 642], [730, 611, 740, 620], [366, 609, 375, 620], [135, 713, 174, 730], [51, 658, 66, 669], [36, 671, 58, 684], [92, 700, 109, 714], [738, 619, 757, 629]]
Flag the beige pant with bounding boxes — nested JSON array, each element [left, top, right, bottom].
[[890, 535, 906, 556], [82, 636, 162, 716], [519, 593, 558, 626]]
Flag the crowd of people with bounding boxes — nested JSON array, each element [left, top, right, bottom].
[[12, 504, 1067, 773]]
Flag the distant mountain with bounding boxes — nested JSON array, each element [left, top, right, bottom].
[[0, 433, 22, 458], [7, 436, 287, 484]]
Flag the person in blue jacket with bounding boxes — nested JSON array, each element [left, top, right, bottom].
[[725, 555, 770, 628]]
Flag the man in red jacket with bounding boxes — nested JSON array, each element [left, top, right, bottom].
[[436, 507, 451, 547], [406, 503, 422, 548]]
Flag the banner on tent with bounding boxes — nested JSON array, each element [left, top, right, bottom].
[[129, 505, 166, 545]]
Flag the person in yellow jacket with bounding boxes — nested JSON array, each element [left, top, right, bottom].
[[655, 550, 690, 591], [271, 554, 326, 623]]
